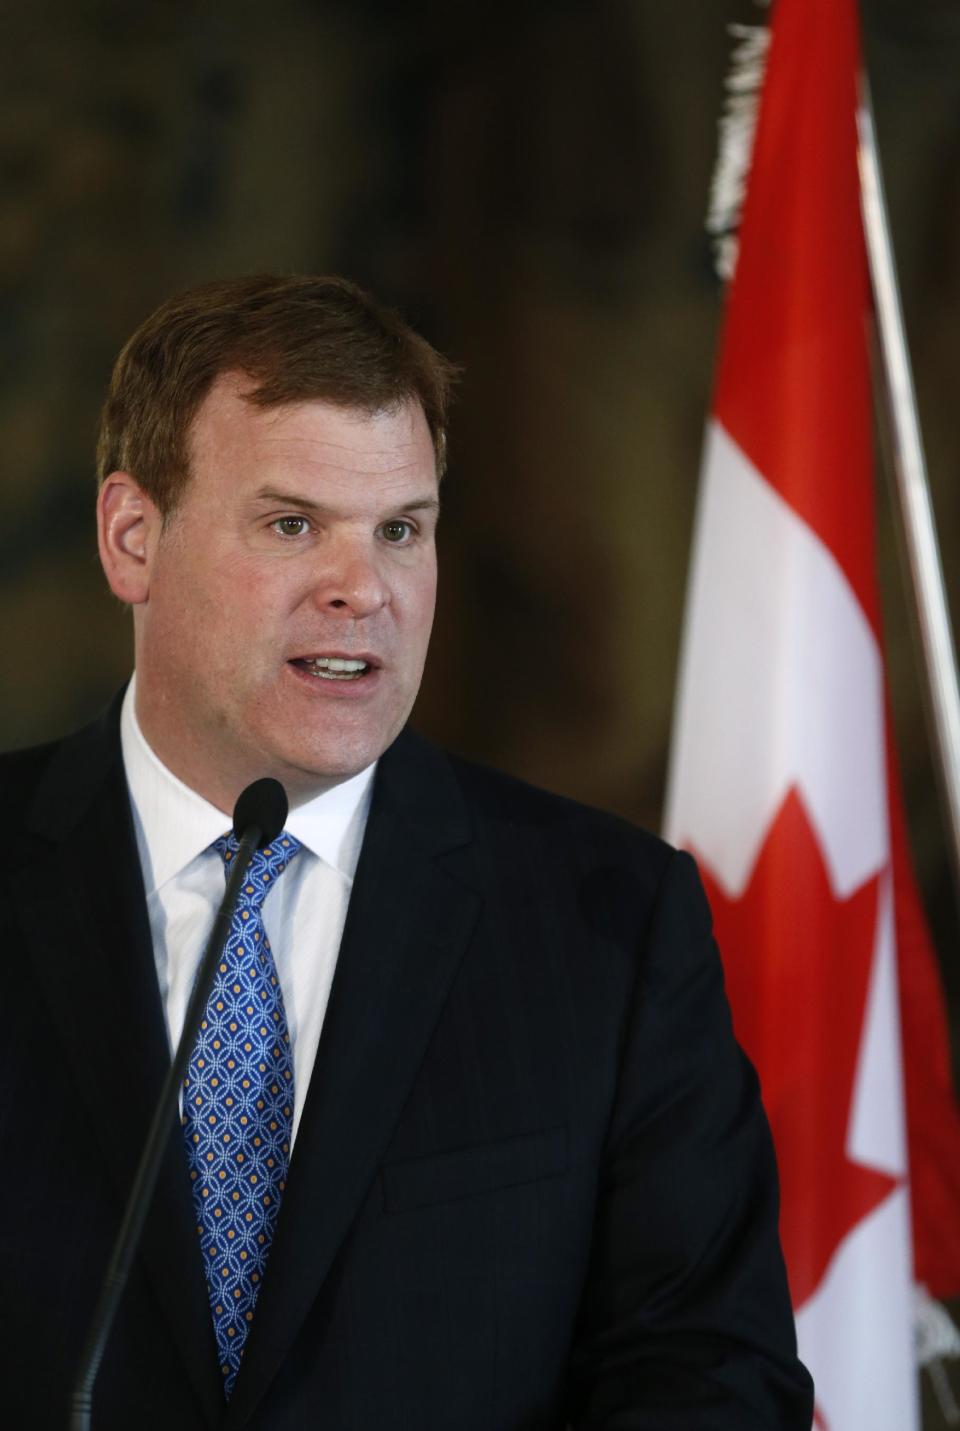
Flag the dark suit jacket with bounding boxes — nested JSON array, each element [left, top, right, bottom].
[[0, 698, 813, 1429]]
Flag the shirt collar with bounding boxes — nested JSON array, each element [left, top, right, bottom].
[[120, 676, 376, 895]]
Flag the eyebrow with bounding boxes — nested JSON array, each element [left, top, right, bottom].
[[251, 487, 441, 516]]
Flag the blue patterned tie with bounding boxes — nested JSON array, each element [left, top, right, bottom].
[[182, 831, 302, 1397]]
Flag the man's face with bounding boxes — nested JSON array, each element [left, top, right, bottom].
[[126, 374, 439, 809]]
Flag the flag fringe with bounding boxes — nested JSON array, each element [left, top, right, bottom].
[[915, 1283, 960, 1366], [914, 1284, 960, 1425], [706, 17, 771, 281]]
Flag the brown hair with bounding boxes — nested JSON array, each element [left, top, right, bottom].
[[96, 273, 458, 514]]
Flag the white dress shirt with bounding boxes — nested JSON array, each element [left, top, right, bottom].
[[119, 676, 375, 1148]]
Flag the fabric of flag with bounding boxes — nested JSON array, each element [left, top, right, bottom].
[[663, 0, 960, 1426]]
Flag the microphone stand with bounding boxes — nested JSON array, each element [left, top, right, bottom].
[[69, 820, 266, 1431]]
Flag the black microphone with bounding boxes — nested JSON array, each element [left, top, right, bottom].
[[233, 777, 288, 848], [70, 779, 289, 1431]]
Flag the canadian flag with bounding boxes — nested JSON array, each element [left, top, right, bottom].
[[664, 0, 960, 1428]]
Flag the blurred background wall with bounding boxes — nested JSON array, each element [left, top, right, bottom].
[[1, 0, 957, 1128]]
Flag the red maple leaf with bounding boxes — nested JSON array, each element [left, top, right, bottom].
[[693, 788, 899, 1310]]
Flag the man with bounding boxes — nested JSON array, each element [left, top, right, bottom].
[[0, 275, 813, 1428]]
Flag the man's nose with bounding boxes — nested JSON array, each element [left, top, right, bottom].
[[309, 539, 389, 619]]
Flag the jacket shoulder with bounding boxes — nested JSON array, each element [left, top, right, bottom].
[[441, 744, 675, 873], [0, 692, 124, 854], [421, 738, 701, 991], [0, 737, 63, 805]]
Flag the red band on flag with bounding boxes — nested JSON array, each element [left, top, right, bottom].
[[713, 0, 878, 635]]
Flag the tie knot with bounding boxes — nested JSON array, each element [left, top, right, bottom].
[[214, 830, 302, 907]]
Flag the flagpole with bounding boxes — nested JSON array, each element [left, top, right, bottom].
[[857, 79, 960, 902]]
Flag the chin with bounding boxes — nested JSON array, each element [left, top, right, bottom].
[[275, 737, 384, 788], [252, 703, 407, 789]]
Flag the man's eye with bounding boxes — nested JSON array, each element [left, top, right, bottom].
[[272, 516, 310, 538], [382, 520, 414, 544]]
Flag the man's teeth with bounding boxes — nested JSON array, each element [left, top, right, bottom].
[[300, 657, 369, 680]]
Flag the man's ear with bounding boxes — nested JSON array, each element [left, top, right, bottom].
[[97, 472, 161, 605]]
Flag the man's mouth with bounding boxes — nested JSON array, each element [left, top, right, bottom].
[[289, 656, 374, 682]]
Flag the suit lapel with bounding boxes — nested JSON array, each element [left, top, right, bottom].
[[225, 731, 482, 1430], [14, 701, 223, 1426]]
